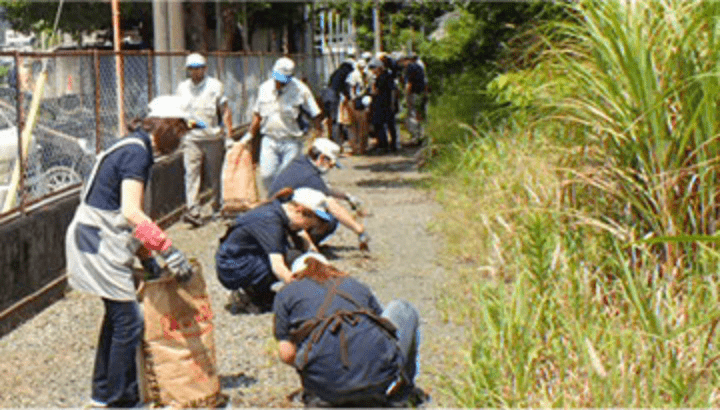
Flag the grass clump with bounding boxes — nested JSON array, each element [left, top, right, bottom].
[[425, 0, 720, 406]]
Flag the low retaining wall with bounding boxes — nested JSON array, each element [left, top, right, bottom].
[[0, 139, 228, 337]]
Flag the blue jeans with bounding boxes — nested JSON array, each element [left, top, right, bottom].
[[382, 300, 421, 384], [91, 299, 143, 407]]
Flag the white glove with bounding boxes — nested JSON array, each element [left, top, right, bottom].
[[161, 246, 193, 282], [347, 195, 363, 211], [225, 138, 235, 150], [238, 132, 253, 146]]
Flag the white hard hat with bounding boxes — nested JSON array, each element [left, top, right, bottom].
[[291, 187, 332, 221], [291, 252, 329, 274], [311, 138, 342, 168], [272, 57, 295, 84], [185, 53, 206, 68]]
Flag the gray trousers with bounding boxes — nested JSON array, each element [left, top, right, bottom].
[[183, 138, 225, 216]]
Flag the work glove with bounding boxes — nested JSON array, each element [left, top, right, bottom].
[[141, 257, 163, 280], [347, 194, 363, 211], [161, 246, 193, 282], [134, 220, 171, 252], [225, 138, 235, 150], [358, 232, 370, 252]]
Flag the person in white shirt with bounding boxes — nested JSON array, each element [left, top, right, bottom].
[[236, 57, 323, 192], [176, 53, 232, 227]]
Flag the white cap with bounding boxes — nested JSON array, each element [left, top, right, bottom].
[[361, 51, 373, 61], [147, 95, 206, 128], [312, 138, 342, 168], [272, 57, 295, 84], [291, 187, 332, 221], [356, 59, 367, 69], [147, 95, 189, 119], [291, 252, 329, 273], [185, 53, 206, 68]]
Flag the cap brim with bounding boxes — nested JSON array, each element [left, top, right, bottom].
[[272, 71, 292, 84], [333, 160, 343, 169], [314, 209, 333, 221], [186, 64, 206, 68]]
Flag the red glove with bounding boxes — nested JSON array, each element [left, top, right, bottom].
[[134, 220, 172, 252]]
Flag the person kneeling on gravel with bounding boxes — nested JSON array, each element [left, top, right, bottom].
[[273, 252, 426, 407], [215, 187, 332, 313], [267, 138, 369, 250]]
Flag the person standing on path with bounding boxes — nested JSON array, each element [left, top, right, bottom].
[[64, 96, 196, 408], [268, 138, 369, 249], [273, 252, 423, 407], [177, 53, 233, 227], [237, 57, 323, 193], [404, 53, 428, 145], [215, 187, 331, 313], [368, 58, 397, 153]]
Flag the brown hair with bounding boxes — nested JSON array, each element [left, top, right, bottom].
[[128, 117, 190, 155], [292, 257, 348, 283]]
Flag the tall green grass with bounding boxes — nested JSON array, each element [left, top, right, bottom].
[[427, 0, 720, 406]]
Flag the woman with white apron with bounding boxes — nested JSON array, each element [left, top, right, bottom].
[[65, 96, 197, 408]]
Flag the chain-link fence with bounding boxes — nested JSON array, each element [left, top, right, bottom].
[[0, 49, 350, 218]]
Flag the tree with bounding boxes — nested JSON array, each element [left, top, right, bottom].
[[0, 1, 153, 48]]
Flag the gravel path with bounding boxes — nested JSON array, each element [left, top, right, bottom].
[[0, 146, 463, 407]]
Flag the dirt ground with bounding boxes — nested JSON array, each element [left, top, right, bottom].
[[0, 144, 465, 407]]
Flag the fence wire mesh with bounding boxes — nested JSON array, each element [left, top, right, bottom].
[[0, 50, 347, 216]]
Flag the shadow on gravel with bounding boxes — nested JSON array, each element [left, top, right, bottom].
[[220, 372, 258, 389], [356, 176, 432, 189], [353, 159, 417, 173]]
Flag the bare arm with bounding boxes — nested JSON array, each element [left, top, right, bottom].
[[121, 179, 151, 227], [326, 197, 364, 235], [269, 253, 293, 283], [278, 340, 297, 365]]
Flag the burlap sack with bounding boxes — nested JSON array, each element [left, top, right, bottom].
[[140, 261, 223, 408], [222, 142, 258, 216]]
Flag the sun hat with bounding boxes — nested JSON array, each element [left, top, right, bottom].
[[312, 138, 343, 168], [291, 187, 332, 221], [291, 251, 329, 274], [185, 53, 206, 68], [272, 57, 295, 84]]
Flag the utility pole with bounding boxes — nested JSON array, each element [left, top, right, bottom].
[[373, 0, 381, 53]]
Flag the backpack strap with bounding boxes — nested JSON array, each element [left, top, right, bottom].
[[289, 278, 398, 371]]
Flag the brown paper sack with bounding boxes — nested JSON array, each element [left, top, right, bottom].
[[140, 262, 223, 408], [222, 142, 258, 215]]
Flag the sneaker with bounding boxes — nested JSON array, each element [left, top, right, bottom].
[[83, 399, 107, 409], [182, 212, 204, 228], [225, 290, 262, 314]]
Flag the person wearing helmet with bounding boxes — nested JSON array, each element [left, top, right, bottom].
[[273, 252, 424, 407], [176, 53, 233, 227], [215, 187, 331, 313], [267, 138, 369, 250], [235, 57, 323, 193], [65, 96, 198, 408]]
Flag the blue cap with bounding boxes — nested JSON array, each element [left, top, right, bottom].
[[272, 70, 292, 84]]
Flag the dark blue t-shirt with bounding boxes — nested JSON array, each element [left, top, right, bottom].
[[85, 131, 154, 210], [404, 62, 426, 93], [267, 156, 330, 198], [217, 200, 291, 258], [273, 277, 403, 401]]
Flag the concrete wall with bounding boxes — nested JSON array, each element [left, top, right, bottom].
[[0, 147, 215, 336]]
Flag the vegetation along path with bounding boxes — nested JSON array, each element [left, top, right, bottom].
[[0, 145, 464, 407]]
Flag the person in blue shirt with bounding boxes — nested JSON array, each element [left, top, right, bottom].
[[267, 138, 368, 248], [65, 95, 197, 408], [215, 187, 332, 313], [273, 252, 423, 407]]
